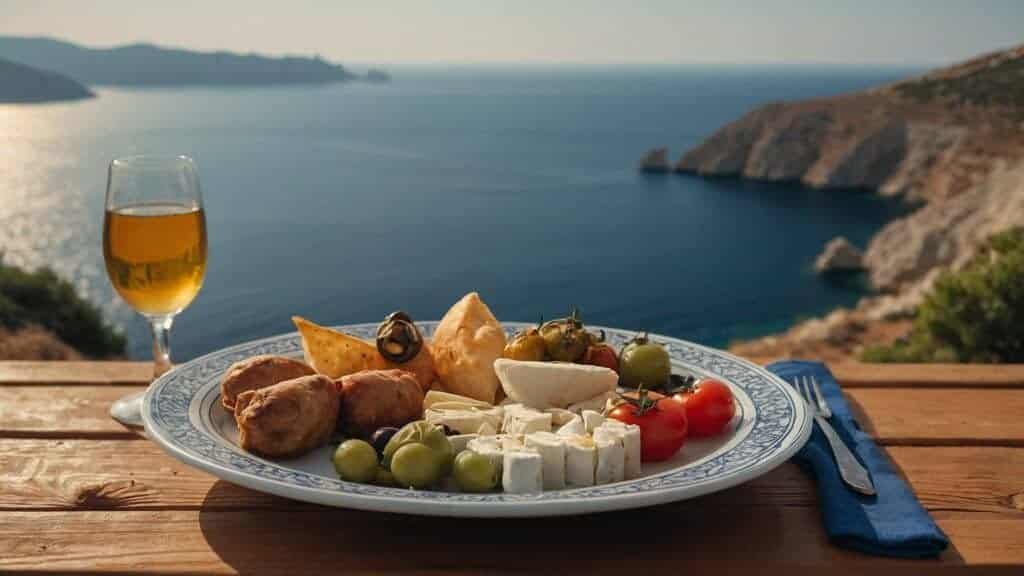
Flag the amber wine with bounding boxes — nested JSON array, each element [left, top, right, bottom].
[[103, 203, 207, 315]]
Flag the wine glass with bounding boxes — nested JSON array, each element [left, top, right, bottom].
[[103, 155, 208, 427]]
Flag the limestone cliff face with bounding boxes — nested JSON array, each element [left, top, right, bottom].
[[675, 44, 1024, 357], [679, 45, 1024, 296]]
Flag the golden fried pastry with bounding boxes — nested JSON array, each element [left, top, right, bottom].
[[234, 374, 340, 458], [383, 343, 437, 394], [220, 355, 315, 411], [430, 292, 506, 403], [338, 369, 424, 438]]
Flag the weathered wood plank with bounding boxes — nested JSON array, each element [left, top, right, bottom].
[[0, 361, 151, 385], [2, 440, 1022, 516], [846, 389, 1024, 446], [1, 508, 1018, 574], [824, 363, 1024, 389], [5, 385, 1023, 446], [3, 361, 1024, 389], [0, 386, 145, 439]]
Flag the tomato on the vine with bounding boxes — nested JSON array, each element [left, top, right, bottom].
[[608, 389, 687, 462], [670, 378, 735, 437]]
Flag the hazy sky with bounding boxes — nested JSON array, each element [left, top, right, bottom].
[[1, 1, 1021, 65]]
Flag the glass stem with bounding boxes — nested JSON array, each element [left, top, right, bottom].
[[149, 315, 174, 378]]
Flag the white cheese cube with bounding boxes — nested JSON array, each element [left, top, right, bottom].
[[545, 408, 577, 427], [502, 449, 543, 493], [595, 422, 642, 479], [525, 432, 566, 490], [563, 435, 596, 487], [503, 407, 553, 435], [594, 434, 625, 484], [500, 434, 524, 451], [582, 410, 605, 434], [556, 415, 586, 437], [467, 436, 504, 475], [568, 391, 618, 414]]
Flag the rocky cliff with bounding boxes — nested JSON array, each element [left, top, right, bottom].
[[676, 44, 1024, 358]]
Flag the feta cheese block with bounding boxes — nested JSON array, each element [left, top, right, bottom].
[[594, 434, 625, 484], [525, 432, 567, 490], [466, 435, 505, 475], [423, 390, 494, 410], [556, 415, 586, 437], [502, 405, 553, 435], [567, 390, 618, 414], [563, 435, 597, 487], [545, 408, 578, 427], [500, 434, 524, 451], [502, 449, 543, 493], [424, 406, 503, 435], [594, 422, 642, 479], [582, 410, 605, 434], [494, 359, 618, 410]]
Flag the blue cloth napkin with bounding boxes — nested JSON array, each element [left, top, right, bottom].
[[766, 360, 949, 558]]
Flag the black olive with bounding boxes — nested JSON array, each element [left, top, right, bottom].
[[370, 427, 399, 457], [441, 424, 457, 436], [376, 310, 424, 363]]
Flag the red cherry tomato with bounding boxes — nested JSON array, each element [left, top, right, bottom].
[[608, 393, 687, 462], [671, 379, 735, 437], [582, 343, 619, 373]]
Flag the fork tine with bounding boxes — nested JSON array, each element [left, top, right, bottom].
[[795, 376, 814, 414], [809, 375, 832, 418]]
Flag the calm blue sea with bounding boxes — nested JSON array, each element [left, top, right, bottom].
[[0, 64, 921, 360]]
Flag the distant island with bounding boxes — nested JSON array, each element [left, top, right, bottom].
[[0, 57, 93, 103], [0, 36, 387, 93], [647, 44, 1024, 360]]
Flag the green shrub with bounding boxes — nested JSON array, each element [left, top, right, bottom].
[[0, 260, 125, 358], [862, 228, 1024, 363]]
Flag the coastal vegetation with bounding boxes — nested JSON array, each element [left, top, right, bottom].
[[0, 260, 124, 359], [863, 228, 1024, 363]]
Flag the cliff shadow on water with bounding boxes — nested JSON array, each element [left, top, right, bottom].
[[670, 173, 913, 346]]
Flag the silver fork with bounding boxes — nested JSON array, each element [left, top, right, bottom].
[[795, 375, 876, 496]]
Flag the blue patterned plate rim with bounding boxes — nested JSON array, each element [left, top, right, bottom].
[[143, 322, 812, 517]]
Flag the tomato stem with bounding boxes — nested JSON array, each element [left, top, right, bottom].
[[617, 384, 659, 415]]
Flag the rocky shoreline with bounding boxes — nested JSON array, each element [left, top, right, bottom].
[[648, 44, 1024, 360]]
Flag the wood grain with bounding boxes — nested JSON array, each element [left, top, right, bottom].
[[5, 385, 1023, 446], [2, 440, 1022, 516], [3, 361, 1024, 389], [0, 386, 145, 439], [846, 389, 1024, 446], [743, 361, 1024, 389], [2, 507, 1020, 574], [0, 361, 151, 385]]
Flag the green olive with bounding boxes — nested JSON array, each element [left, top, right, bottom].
[[374, 467, 397, 486], [390, 442, 442, 489], [619, 335, 672, 389], [333, 440, 379, 483], [453, 451, 499, 492]]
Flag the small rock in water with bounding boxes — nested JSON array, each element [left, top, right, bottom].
[[639, 147, 670, 173], [815, 236, 864, 273]]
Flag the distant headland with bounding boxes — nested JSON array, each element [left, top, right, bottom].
[[0, 36, 388, 102], [0, 57, 94, 103]]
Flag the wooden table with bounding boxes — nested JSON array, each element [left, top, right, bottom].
[[1, 361, 1022, 574]]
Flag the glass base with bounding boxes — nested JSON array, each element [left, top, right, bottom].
[[109, 390, 146, 429]]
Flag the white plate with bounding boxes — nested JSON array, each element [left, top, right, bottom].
[[143, 322, 811, 517]]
